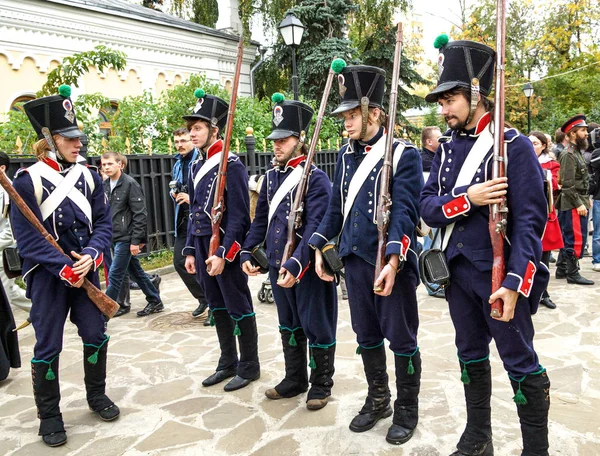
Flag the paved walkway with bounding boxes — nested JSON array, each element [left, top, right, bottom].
[[1, 261, 600, 455]]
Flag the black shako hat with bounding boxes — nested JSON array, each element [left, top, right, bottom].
[[331, 65, 386, 115], [23, 85, 83, 140], [266, 94, 314, 140], [561, 114, 587, 134], [425, 38, 495, 103], [183, 88, 229, 132]]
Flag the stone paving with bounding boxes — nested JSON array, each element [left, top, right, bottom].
[[1, 260, 600, 456]]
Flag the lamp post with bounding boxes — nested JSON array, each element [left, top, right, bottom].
[[522, 82, 534, 134], [278, 12, 305, 100]]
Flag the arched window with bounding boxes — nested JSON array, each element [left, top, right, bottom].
[[10, 95, 36, 112], [99, 101, 119, 137]]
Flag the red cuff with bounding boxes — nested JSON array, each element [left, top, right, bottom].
[[443, 194, 471, 219], [225, 241, 241, 262], [94, 253, 104, 271], [519, 261, 537, 297], [297, 262, 310, 281], [60, 264, 81, 285], [400, 234, 410, 259]]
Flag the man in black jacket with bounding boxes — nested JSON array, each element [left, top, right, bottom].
[[102, 152, 163, 317]]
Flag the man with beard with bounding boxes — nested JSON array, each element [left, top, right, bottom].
[[555, 115, 594, 285]]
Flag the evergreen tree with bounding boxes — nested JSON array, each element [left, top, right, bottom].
[[192, 0, 219, 28]]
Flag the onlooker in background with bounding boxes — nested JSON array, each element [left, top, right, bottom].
[[420, 126, 442, 176], [552, 127, 569, 160], [555, 115, 594, 285], [529, 132, 563, 309], [170, 128, 210, 321], [587, 125, 600, 272], [0, 152, 31, 312], [102, 152, 164, 317]]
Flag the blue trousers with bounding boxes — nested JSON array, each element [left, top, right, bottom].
[[592, 200, 600, 264], [558, 208, 587, 258], [446, 255, 540, 378], [268, 265, 337, 346], [192, 235, 253, 319], [27, 267, 106, 361], [344, 254, 419, 355], [106, 241, 160, 304]]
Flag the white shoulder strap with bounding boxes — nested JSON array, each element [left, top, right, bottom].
[[81, 165, 95, 193], [267, 165, 304, 230], [26, 162, 45, 206]]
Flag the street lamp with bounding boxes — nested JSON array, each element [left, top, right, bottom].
[[522, 82, 534, 134], [279, 12, 305, 100]]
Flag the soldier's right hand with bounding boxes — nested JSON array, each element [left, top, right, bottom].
[[315, 249, 334, 282], [185, 255, 196, 274], [467, 177, 508, 206], [242, 261, 261, 276]]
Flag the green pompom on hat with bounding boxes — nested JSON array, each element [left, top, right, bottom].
[[194, 88, 206, 99], [434, 34, 449, 49], [271, 92, 285, 103], [331, 58, 347, 74], [58, 84, 72, 98]]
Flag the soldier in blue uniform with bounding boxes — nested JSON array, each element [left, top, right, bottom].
[[183, 89, 260, 392], [309, 66, 423, 445], [12, 85, 118, 447], [241, 94, 337, 410], [420, 36, 551, 456]]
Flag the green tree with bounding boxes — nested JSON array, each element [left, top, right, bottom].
[[422, 106, 446, 131], [192, 0, 219, 28]]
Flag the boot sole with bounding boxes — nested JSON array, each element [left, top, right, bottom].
[[306, 397, 329, 410], [385, 428, 415, 445], [349, 407, 393, 433]]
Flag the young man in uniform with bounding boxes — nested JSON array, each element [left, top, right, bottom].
[[309, 65, 423, 445], [241, 94, 337, 410], [170, 127, 210, 321], [13, 86, 119, 447], [555, 115, 594, 285], [420, 37, 551, 456], [183, 89, 260, 392]]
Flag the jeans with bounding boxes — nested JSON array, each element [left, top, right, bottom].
[[106, 241, 160, 304], [593, 200, 600, 264]]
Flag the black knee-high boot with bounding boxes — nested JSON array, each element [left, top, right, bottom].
[[83, 339, 120, 421], [32, 357, 67, 447], [511, 371, 551, 456], [265, 328, 308, 399], [306, 344, 336, 410], [555, 250, 566, 279], [349, 344, 392, 432], [202, 309, 238, 387], [450, 359, 494, 456], [386, 350, 421, 445], [224, 314, 260, 391]]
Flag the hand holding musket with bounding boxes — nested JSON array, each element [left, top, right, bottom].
[[488, 0, 508, 318], [208, 35, 244, 261], [0, 169, 119, 319], [374, 22, 403, 292]]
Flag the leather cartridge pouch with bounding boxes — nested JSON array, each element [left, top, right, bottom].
[[321, 239, 344, 277], [3, 243, 23, 279], [251, 244, 269, 274], [418, 230, 450, 294]]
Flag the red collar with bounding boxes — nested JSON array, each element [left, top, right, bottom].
[[285, 155, 306, 169], [474, 111, 491, 136], [42, 157, 61, 172], [205, 139, 223, 159]]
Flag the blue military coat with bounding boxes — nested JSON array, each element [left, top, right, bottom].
[[183, 139, 250, 261], [309, 128, 423, 276], [241, 155, 331, 279], [419, 112, 549, 302], [11, 158, 112, 286]]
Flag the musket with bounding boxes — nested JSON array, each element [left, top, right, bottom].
[[278, 59, 340, 283], [0, 168, 119, 319], [489, 0, 508, 318], [374, 22, 403, 292], [209, 35, 244, 259]]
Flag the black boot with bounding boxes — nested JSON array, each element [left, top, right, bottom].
[[202, 310, 238, 387], [386, 351, 421, 445], [32, 357, 67, 447], [539, 295, 556, 309], [306, 344, 336, 410], [555, 250, 566, 279], [224, 315, 260, 391], [83, 338, 120, 421], [566, 254, 594, 285], [265, 328, 308, 399], [511, 371, 551, 456], [349, 344, 392, 432], [450, 359, 494, 456]]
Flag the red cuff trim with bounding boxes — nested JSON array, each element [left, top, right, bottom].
[[519, 261, 536, 297], [400, 234, 411, 259], [297, 262, 310, 281], [443, 194, 470, 219], [59, 264, 81, 284], [225, 241, 241, 262], [94, 253, 103, 271]]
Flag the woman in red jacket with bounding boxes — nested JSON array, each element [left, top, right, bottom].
[[530, 131, 564, 309]]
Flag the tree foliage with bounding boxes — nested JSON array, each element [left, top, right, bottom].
[[192, 0, 219, 28]]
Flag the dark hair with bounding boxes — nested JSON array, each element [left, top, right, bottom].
[[185, 118, 210, 132], [554, 128, 565, 144], [421, 126, 442, 146], [438, 87, 494, 114], [173, 127, 189, 136], [529, 131, 548, 154], [0, 151, 9, 169]]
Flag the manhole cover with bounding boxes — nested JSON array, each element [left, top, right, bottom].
[[150, 311, 208, 331]]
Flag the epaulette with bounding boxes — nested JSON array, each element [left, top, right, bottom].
[[504, 127, 520, 143], [439, 135, 452, 144], [14, 167, 28, 178]]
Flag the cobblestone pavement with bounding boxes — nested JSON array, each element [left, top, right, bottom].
[[1, 260, 600, 456]]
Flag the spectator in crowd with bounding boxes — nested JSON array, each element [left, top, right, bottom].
[[420, 126, 442, 175], [170, 128, 210, 322], [102, 151, 164, 317], [552, 128, 569, 160], [529, 132, 563, 308], [588, 125, 600, 271]]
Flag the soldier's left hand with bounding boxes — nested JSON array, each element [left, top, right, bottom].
[[489, 287, 518, 322], [374, 263, 397, 296], [71, 251, 93, 278], [206, 255, 225, 276], [277, 267, 297, 288]]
